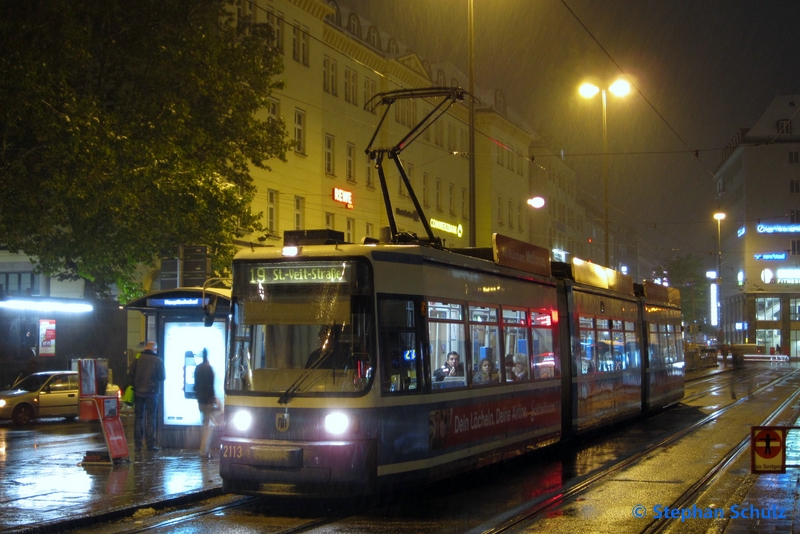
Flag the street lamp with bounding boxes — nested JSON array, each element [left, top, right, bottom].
[[468, 0, 476, 246], [579, 79, 631, 267], [714, 212, 726, 329]]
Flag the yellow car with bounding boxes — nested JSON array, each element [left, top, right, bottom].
[[0, 371, 120, 425]]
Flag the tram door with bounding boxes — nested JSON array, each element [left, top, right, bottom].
[[377, 296, 428, 394]]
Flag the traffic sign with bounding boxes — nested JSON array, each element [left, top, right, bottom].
[[751, 426, 786, 474]]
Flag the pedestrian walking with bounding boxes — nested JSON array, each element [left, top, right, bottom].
[[129, 340, 165, 452], [194, 348, 217, 458]]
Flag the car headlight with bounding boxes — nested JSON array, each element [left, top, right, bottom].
[[324, 412, 350, 434], [232, 410, 252, 432], [0, 399, 5, 408]]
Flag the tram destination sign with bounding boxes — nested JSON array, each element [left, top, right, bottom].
[[492, 233, 551, 277], [247, 263, 350, 285]]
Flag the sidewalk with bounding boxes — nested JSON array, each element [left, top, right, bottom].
[[0, 412, 222, 534]]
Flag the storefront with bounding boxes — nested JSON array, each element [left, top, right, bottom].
[[126, 287, 230, 449]]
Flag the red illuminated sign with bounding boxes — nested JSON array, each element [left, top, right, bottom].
[[332, 187, 354, 209]]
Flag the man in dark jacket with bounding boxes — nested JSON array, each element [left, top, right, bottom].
[[194, 349, 216, 458], [130, 341, 166, 452]]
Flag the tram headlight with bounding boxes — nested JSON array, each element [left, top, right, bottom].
[[232, 410, 252, 432], [324, 412, 350, 435]]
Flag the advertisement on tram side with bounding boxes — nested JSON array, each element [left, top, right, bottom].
[[428, 387, 560, 450]]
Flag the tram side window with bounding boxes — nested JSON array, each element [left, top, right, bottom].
[[648, 323, 663, 367], [503, 308, 530, 382], [429, 301, 467, 390], [578, 315, 596, 374], [596, 319, 614, 372], [531, 310, 557, 378], [624, 321, 641, 368], [469, 305, 500, 386], [379, 298, 421, 394]]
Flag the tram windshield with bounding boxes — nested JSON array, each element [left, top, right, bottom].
[[226, 260, 374, 398]]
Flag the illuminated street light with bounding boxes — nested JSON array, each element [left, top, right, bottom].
[[527, 196, 545, 209], [713, 212, 726, 329], [579, 79, 631, 267]]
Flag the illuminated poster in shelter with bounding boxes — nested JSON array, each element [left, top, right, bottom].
[[39, 319, 56, 356]]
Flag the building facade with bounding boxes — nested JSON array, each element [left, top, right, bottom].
[[716, 95, 800, 356], [1, 0, 639, 361]]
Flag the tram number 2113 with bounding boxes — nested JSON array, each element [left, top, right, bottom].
[[223, 444, 244, 459]]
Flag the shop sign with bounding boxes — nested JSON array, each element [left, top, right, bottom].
[[756, 224, 800, 234], [430, 218, 463, 237], [754, 253, 786, 260], [332, 187, 354, 209]]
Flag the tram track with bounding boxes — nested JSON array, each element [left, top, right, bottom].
[[66, 368, 798, 534], [682, 366, 778, 404], [475, 366, 800, 534]]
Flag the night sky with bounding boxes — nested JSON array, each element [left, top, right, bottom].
[[336, 0, 800, 268]]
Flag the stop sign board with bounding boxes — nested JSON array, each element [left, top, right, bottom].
[[751, 426, 786, 474]]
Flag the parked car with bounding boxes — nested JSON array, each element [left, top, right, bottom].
[[0, 371, 121, 425]]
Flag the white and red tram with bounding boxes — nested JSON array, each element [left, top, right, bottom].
[[218, 232, 684, 497]]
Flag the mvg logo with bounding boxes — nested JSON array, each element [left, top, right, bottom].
[[276, 413, 290, 432]]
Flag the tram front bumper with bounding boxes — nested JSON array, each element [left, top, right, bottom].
[[219, 437, 376, 496]]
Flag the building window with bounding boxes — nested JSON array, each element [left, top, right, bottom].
[[447, 122, 456, 153], [791, 298, 800, 321], [294, 109, 306, 153], [792, 239, 800, 256], [436, 178, 442, 211], [345, 67, 357, 105], [498, 196, 503, 225], [294, 196, 304, 230], [422, 173, 429, 207], [366, 222, 374, 238], [328, 59, 338, 96], [399, 162, 413, 197], [517, 202, 523, 231], [346, 218, 355, 243], [325, 212, 334, 230], [346, 143, 355, 182], [508, 199, 513, 229], [792, 210, 800, 223], [266, 189, 278, 235], [496, 141, 504, 165], [423, 109, 431, 141], [347, 13, 361, 37], [266, 9, 284, 54], [324, 134, 335, 175], [363, 78, 376, 113], [777, 119, 792, 135], [460, 129, 468, 158], [434, 120, 443, 147], [449, 183, 455, 215], [791, 151, 799, 164], [755, 297, 781, 320], [323, 56, 330, 92], [366, 155, 374, 188], [367, 27, 380, 49], [0, 272, 38, 296], [292, 23, 309, 65], [266, 98, 279, 123], [792, 179, 800, 193]]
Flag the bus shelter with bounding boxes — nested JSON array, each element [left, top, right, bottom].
[[126, 287, 230, 449]]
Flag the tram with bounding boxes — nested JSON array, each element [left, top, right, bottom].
[[218, 232, 684, 497], [218, 87, 683, 497]]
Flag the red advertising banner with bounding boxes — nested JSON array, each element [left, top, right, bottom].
[[102, 417, 129, 460], [429, 389, 560, 450], [38, 319, 56, 356]]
